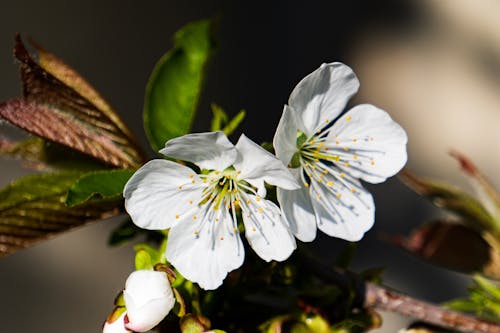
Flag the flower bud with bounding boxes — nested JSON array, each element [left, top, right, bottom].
[[123, 270, 175, 332], [103, 311, 131, 333]]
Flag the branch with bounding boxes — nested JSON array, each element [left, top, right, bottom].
[[364, 282, 500, 333]]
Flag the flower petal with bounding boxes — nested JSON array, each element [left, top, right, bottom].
[[241, 194, 296, 261], [160, 132, 237, 171], [310, 173, 374, 241], [289, 63, 359, 136], [124, 270, 175, 332], [327, 104, 408, 184], [277, 169, 317, 242], [273, 105, 298, 165], [166, 207, 244, 290], [234, 134, 299, 196], [124, 159, 204, 230]]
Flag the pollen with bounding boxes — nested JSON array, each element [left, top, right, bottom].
[[175, 214, 180, 219], [191, 179, 195, 184], [194, 230, 199, 235], [352, 138, 358, 142], [335, 141, 340, 145], [346, 116, 352, 121], [336, 193, 342, 198], [325, 118, 330, 123], [252, 227, 256, 232], [370, 160, 375, 166], [309, 140, 315, 145], [202, 179, 207, 183], [220, 236, 224, 241], [178, 185, 183, 190], [237, 170, 241, 174], [193, 215, 197, 220], [256, 196, 261, 202], [340, 173, 345, 178], [215, 218, 219, 222], [246, 199, 251, 204], [189, 174, 194, 178], [258, 207, 264, 213], [350, 188, 356, 193], [353, 155, 358, 160], [343, 147, 349, 152], [189, 200, 193, 204], [344, 162, 350, 167], [327, 181, 334, 187], [304, 182, 309, 187], [316, 194, 321, 200]]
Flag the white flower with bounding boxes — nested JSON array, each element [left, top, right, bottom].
[[124, 132, 299, 290], [123, 270, 175, 332], [273, 62, 408, 242], [103, 312, 131, 333]]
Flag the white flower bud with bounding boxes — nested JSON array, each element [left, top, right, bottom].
[[103, 311, 131, 333], [123, 270, 175, 332]]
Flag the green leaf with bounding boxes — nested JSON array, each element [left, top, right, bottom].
[[65, 169, 134, 207], [135, 249, 153, 270], [134, 243, 163, 265], [144, 19, 214, 151], [221, 109, 245, 136], [0, 172, 122, 257]]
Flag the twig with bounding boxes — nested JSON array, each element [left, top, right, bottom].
[[364, 282, 500, 333]]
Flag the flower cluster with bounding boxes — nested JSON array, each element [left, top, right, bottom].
[[122, 62, 408, 298]]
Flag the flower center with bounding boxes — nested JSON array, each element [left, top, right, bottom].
[[290, 131, 340, 169]]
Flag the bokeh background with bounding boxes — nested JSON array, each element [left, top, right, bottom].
[[1, 1, 499, 332]]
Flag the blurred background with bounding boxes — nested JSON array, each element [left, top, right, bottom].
[[1, 0, 499, 331]]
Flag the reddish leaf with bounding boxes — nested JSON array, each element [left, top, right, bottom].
[[0, 36, 146, 169], [389, 221, 500, 279]]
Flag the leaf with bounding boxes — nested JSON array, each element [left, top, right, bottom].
[[0, 36, 145, 169], [446, 275, 500, 323], [65, 169, 134, 206], [135, 249, 153, 270], [449, 150, 500, 235], [0, 172, 122, 257], [388, 220, 500, 279], [0, 136, 106, 171], [400, 169, 496, 234], [144, 19, 215, 151]]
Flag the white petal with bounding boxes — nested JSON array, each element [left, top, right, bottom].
[[273, 105, 298, 165], [124, 160, 204, 230], [327, 104, 408, 184], [124, 270, 175, 332], [277, 170, 317, 242], [288, 63, 360, 136], [160, 132, 237, 171], [166, 207, 244, 290], [241, 194, 296, 261], [234, 134, 300, 195], [103, 312, 131, 333], [310, 173, 374, 241]]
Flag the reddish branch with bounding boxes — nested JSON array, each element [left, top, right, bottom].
[[364, 282, 500, 333]]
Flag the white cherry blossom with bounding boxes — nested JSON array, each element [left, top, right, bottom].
[[274, 62, 407, 242], [123, 270, 175, 332], [124, 132, 299, 290]]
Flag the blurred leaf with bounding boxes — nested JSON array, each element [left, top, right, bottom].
[[400, 169, 495, 234], [144, 19, 214, 151], [446, 275, 500, 323], [0, 172, 122, 257], [449, 151, 500, 235], [0, 36, 145, 169], [108, 218, 142, 246], [389, 220, 500, 279], [66, 169, 134, 206], [179, 313, 211, 333], [0, 136, 106, 171], [135, 249, 153, 270], [335, 242, 357, 269]]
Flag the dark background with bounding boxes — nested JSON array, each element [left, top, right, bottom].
[[2, 1, 499, 332]]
